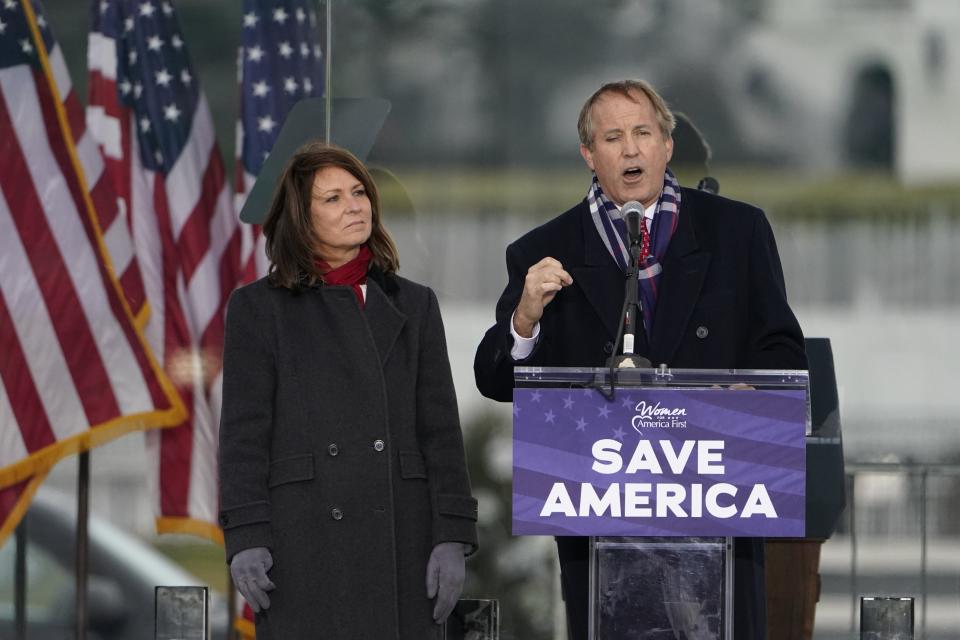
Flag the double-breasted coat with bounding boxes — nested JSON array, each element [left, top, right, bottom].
[[219, 268, 478, 640], [474, 187, 807, 640]]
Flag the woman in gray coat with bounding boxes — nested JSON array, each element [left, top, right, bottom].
[[218, 142, 478, 639]]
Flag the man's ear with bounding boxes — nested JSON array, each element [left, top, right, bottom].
[[579, 144, 595, 171]]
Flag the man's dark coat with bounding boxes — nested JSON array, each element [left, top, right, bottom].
[[474, 187, 806, 640], [220, 270, 478, 640]]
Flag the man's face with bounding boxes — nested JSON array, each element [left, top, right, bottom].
[[579, 90, 673, 208]]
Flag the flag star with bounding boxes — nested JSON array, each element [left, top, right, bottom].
[[171, 34, 183, 49], [272, 7, 288, 24], [163, 103, 181, 122], [300, 42, 310, 58], [161, 1, 173, 16], [37, 14, 47, 28], [563, 396, 575, 410], [20, 39, 33, 55], [252, 80, 270, 97], [3, 0, 16, 10], [283, 77, 298, 94], [247, 45, 264, 62], [155, 68, 172, 87], [598, 405, 612, 418], [154, 149, 163, 164], [147, 35, 164, 51], [139, 116, 151, 132], [133, 82, 143, 98], [100, 1, 109, 14], [544, 410, 556, 424], [295, 7, 305, 23], [180, 69, 192, 85], [119, 79, 132, 95], [277, 41, 293, 58], [303, 77, 313, 93], [242, 11, 258, 27], [124, 17, 134, 31], [309, 11, 317, 27], [530, 390, 542, 403], [313, 44, 322, 59], [258, 115, 276, 132], [139, 1, 155, 18], [128, 49, 138, 65], [0, 18, 6, 35], [612, 426, 626, 441], [576, 417, 588, 431]]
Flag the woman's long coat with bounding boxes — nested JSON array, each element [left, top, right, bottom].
[[218, 269, 478, 640]]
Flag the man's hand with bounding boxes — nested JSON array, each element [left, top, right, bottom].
[[426, 542, 466, 623], [230, 547, 275, 613], [513, 257, 573, 337]]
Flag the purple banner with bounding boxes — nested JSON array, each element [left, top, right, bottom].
[[512, 387, 806, 537]]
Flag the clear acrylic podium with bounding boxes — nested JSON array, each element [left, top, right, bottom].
[[513, 366, 810, 640]]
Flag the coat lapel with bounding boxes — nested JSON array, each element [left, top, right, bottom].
[[569, 207, 625, 341], [649, 197, 711, 366], [363, 273, 406, 366]]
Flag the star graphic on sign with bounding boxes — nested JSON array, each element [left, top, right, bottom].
[[512, 404, 521, 418], [139, 1, 155, 18], [242, 11, 258, 27], [612, 427, 626, 441], [247, 45, 264, 62], [252, 80, 270, 97], [258, 115, 276, 132], [283, 77, 298, 94], [180, 69, 192, 86], [620, 395, 634, 409], [163, 103, 181, 122], [563, 396, 575, 410], [544, 410, 556, 424], [278, 41, 293, 58], [530, 390, 542, 403], [598, 405, 612, 419], [147, 35, 164, 51], [272, 7, 288, 24], [575, 417, 588, 432], [154, 68, 172, 87]]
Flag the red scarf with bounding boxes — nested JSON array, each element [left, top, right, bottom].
[[314, 245, 372, 308]]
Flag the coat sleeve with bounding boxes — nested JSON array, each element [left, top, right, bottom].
[[417, 288, 479, 554], [218, 287, 276, 561], [744, 211, 807, 370], [474, 241, 546, 401]]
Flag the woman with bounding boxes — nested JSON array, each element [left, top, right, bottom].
[[218, 142, 478, 639]]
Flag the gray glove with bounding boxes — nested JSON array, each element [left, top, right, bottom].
[[230, 547, 275, 613], [426, 542, 465, 623]]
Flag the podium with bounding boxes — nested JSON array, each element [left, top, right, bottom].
[[512, 366, 815, 640]]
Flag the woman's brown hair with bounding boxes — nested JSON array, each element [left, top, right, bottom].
[[262, 141, 400, 290]]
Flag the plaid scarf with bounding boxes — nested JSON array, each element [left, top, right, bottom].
[[586, 169, 681, 335]]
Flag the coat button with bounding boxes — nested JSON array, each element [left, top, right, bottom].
[[696, 326, 709, 339], [327, 443, 339, 456], [373, 439, 385, 452], [331, 508, 343, 521], [603, 341, 614, 354]]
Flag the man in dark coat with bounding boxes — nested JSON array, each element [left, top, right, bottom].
[[474, 80, 806, 639]]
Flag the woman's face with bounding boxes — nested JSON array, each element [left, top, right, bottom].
[[308, 165, 373, 266]]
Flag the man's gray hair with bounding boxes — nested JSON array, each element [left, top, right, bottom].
[[577, 79, 676, 149]]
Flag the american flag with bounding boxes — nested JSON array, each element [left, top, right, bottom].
[[87, 0, 245, 542], [236, 0, 324, 280], [0, 0, 184, 544]]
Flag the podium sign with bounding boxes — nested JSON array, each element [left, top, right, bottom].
[[512, 385, 806, 537]]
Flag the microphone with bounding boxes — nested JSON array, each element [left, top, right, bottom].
[[621, 200, 644, 247]]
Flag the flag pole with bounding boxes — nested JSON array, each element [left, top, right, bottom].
[[324, 0, 332, 143], [75, 451, 90, 640], [14, 517, 26, 640]]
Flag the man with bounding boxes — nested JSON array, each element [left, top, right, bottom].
[[474, 80, 806, 639]]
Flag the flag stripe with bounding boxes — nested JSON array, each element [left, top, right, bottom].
[[167, 99, 215, 240], [177, 146, 225, 285], [0, 288, 55, 462]]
